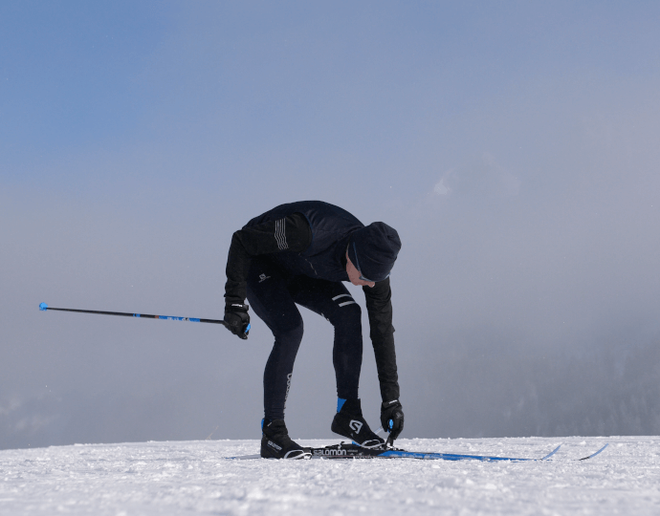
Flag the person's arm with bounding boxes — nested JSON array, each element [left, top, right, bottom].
[[222, 213, 311, 339], [363, 277, 404, 442], [224, 213, 312, 305], [363, 277, 399, 401]]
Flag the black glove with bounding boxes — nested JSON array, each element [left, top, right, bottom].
[[381, 399, 404, 444], [224, 303, 250, 340]]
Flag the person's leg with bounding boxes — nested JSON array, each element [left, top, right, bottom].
[[247, 260, 309, 459], [289, 276, 363, 400], [246, 260, 304, 422], [289, 277, 383, 447]]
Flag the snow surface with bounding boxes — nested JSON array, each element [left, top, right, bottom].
[[1, 436, 658, 515]]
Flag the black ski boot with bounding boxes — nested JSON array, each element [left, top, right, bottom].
[[331, 399, 385, 448], [260, 419, 310, 459]]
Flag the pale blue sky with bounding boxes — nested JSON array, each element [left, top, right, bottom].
[[2, 2, 659, 447]]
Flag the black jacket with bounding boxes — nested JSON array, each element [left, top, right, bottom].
[[224, 201, 400, 402]]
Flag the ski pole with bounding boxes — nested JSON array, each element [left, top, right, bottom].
[[39, 302, 250, 335]]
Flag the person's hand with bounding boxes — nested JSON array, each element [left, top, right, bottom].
[[381, 399, 404, 444], [224, 303, 250, 340]]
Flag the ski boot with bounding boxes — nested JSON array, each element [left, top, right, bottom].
[[260, 419, 310, 459], [331, 398, 385, 448]]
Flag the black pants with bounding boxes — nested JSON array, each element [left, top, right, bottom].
[[246, 257, 363, 421]]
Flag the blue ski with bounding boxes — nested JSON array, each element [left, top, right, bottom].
[[306, 442, 561, 461], [227, 443, 609, 461]]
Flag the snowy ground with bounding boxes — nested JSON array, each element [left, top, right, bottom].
[[1, 436, 658, 515]]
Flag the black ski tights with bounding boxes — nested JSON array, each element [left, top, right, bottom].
[[247, 259, 363, 421]]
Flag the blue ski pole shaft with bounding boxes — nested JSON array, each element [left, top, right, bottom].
[[39, 302, 228, 327]]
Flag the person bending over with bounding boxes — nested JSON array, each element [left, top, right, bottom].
[[223, 201, 404, 459]]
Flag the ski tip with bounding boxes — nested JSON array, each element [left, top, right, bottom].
[[39, 303, 48, 311], [579, 443, 609, 461], [540, 444, 562, 461]]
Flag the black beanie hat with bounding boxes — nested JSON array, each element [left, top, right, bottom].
[[348, 222, 401, 282]]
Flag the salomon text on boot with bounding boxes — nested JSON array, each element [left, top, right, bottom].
[[261, 419, 310, 459]]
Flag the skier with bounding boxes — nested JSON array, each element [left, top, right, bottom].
[[222, 201, 404, 459]]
